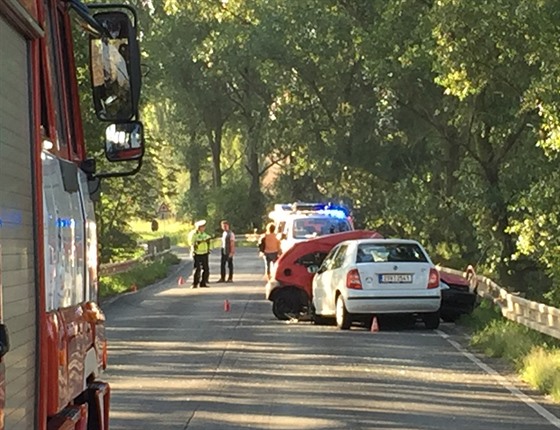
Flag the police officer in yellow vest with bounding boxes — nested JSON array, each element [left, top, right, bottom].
[[189, 220, 212, 288]]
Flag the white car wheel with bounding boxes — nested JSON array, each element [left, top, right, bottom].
[[335, 295, 351, 330]]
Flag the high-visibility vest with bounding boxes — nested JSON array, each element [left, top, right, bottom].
[[191, 230, 211, 254]]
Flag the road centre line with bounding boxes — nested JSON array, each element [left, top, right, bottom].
[[437, 330, 560, 429]]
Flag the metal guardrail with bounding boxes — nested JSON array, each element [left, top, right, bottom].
[[438, 265, 560, 340], [99, 236, 171, 277], [146, 236, 171, 255]]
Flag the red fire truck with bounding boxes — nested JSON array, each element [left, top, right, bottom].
[[0, 0, 144, 428]]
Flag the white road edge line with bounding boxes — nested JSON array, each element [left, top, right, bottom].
[[436, 330, 560, 429]]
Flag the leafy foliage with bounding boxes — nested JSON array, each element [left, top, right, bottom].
[[75, 0, 559, 301]]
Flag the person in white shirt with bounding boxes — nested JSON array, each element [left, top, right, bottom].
[[217, 220, 235, 283]]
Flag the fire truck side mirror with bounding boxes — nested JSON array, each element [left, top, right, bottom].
[[104, 121, 144, 162], [89, 10, 142, 122], [0, 323, 10, 358]]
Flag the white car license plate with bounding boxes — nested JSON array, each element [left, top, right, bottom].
[[379, 274, 413, 283]]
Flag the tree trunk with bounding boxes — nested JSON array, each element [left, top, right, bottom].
[[246, 131, 263, 226], [208, 127, 222, 188]]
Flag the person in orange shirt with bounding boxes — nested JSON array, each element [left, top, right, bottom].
[[259, 222, 282, 280]]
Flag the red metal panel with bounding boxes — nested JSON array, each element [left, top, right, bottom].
[[46, 403, 87, 430], [45, 312, 66, 417], [0, 0, 43, 39], [59, 7, 85, 161], [84, 382, 110, 430], [59, 306, 88, 401], [29, 0, 48, 424]]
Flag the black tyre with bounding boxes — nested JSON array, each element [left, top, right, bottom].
[[311, 303, 332, 325], [441, 313, 458, 323], [272, 297, 292, 320], [272, 289, 302, 320], [423, 311, 441, 329], [335, 295, 351, 330]]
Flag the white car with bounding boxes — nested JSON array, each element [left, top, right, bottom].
[[311, 238, 442, 330]]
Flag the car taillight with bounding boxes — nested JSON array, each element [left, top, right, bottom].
[[346, 269, 363, 290], [428, 268, 440, 289]]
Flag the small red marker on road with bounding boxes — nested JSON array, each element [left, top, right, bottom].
[[224, 300, 231, 312], [370, 316, 379, 333]]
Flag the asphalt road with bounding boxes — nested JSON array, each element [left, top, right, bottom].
[[101, 247, 560, 430]]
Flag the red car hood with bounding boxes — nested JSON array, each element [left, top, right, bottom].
[[272, 230, 382, 298]]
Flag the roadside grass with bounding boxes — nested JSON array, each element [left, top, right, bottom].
[[129, 218, 192, 246], [459, 300, 560, 402], [99, 252, 181, 299], [522, 348, 560, 401]]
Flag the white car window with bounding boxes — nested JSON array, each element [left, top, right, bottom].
[[331, 245, 348, 269], [319, 245, 341, 272], [356, 243, 428, 263]]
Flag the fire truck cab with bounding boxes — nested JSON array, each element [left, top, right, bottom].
[[0, 1, 144, 429], [269, 202, 354, 254]]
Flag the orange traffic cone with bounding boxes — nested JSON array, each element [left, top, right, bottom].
[[130, 284, 138, 292], [370, 316, 379, 333], [224, 300, 231, 312]]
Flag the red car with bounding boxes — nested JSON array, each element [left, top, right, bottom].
[[265, 230, 476, 322], [266, 230, 382, 320]]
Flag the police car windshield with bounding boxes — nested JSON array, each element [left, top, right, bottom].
[[292, 217, 351, 239]]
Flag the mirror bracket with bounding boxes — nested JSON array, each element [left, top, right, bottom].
[[95, 158, 143, 179]]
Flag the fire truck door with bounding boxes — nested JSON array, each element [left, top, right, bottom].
[[0, 15, 37, 430]]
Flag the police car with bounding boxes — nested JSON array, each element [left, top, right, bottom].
[[269, 202, 354, 253]]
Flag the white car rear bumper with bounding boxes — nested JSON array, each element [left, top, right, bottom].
[[345, 295, 441, 314]]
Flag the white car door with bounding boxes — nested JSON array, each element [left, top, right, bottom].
[[313, 245, 343, 316], [327, 244, 350, 307]]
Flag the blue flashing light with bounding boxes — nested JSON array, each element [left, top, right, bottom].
[[56, 217, 73, 228], [318, 209, 348, 219], [324, 203, 351, 217]]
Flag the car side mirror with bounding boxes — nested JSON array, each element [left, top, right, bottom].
[[104, 121, 144, 162], [89, 10, 141, 122], [307, 265, 319, 274]]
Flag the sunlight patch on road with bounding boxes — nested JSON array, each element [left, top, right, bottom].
[[193, 411, 341, 429]]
